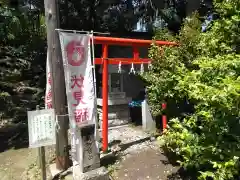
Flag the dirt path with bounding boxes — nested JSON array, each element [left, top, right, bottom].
[[0, 123, 36, 180], [0, 148, 36, 180], [0, 123, 55, 180], [0, 124, 182, 180], [104, 126, 181, 180], [112, 148, 180, 180]]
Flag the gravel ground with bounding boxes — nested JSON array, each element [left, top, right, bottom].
[[107, 125, 153, 152], [103, 125, 181, 180], [62, 125, 182, 180]]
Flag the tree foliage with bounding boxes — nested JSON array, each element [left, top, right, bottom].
[[58, 0, 213, 33], [0, 0, 212, 123], [142, 0, 240, 179], [0, 5, 46, 122]]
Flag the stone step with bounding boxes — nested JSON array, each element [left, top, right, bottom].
[[99, 119, 130, 128], [98, 111, 130, 120], [97, 106, 129, 112]]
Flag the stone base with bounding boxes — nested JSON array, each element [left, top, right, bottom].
[[73, 166, 109, 180], [99, 118, 130, 128], [49, 163, 64, 178], [97, 102, 131, 128], [142, 100, 156, 132], [97, 97, 131, 128]]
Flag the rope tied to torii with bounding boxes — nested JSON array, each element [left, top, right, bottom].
[[140, 63, 144, 74], [118, 61, 122, 73], [114, 58, 153, 74], [117, 61, 151, 74], [129, 63, 136, 74], [148, 61, 152, 70]]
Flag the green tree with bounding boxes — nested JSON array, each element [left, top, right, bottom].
[[0, 0, 213, 125], [0, 5, 46, 122], [142, 0, 240, 179]]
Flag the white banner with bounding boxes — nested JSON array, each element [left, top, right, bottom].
[[45, 50, 53, 109], [59, 32, 96, 128]]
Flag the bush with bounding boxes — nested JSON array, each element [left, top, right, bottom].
[[141, 1, 240, 179]]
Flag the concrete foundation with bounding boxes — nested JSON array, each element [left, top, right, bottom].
[[97, 97, 131, 127], [49, 163, 64, 179], [72, 166, 109, 180], [142, 100, 156, 132]]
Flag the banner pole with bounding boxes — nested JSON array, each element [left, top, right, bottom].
[[90, 31, 98, 106], [56, 29, 110, 35], [90, 31, 101, 145]]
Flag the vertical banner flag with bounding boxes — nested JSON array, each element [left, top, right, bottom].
[[45, 50, 53, 109], [59, 32, 96, 128]]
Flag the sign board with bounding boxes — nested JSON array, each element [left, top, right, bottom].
[[81, 126, 100, 170], [28, 109, 56, 148], [59, 32, 96, 128], [70, 126, 100, 173]]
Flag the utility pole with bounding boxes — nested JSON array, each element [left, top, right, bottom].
[[43, 0, 70, 170]]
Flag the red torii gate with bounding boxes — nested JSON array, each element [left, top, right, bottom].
[[92, 36, 177, 152]]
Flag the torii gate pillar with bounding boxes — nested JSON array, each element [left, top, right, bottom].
[[102, 44, 109, 152]]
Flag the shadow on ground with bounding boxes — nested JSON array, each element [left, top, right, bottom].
[[101, 153, 119, 167], [105, 132, 197, 180], [161, 148, 198, 180], [101, 135, 151, 168], [119, 136, 151, 151], [167, 168, 196, 180], [0, 123, 29, 152]]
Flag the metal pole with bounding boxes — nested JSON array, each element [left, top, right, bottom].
[[90, 31, 101, 144], [162, 103, 167, 130], [102, 44, 108, 152], [56, 28, 110, 35], [90, 31, 98, 106]]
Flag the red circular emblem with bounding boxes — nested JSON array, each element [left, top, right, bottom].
[[66, 40, 85, 66]]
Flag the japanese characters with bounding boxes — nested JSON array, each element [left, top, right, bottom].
[[71, 74, 90, 123]]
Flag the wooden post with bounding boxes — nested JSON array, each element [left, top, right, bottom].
[[38, 147, 47, 180], [36, 105, 47, 180], [43, 0, 70, 170]]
